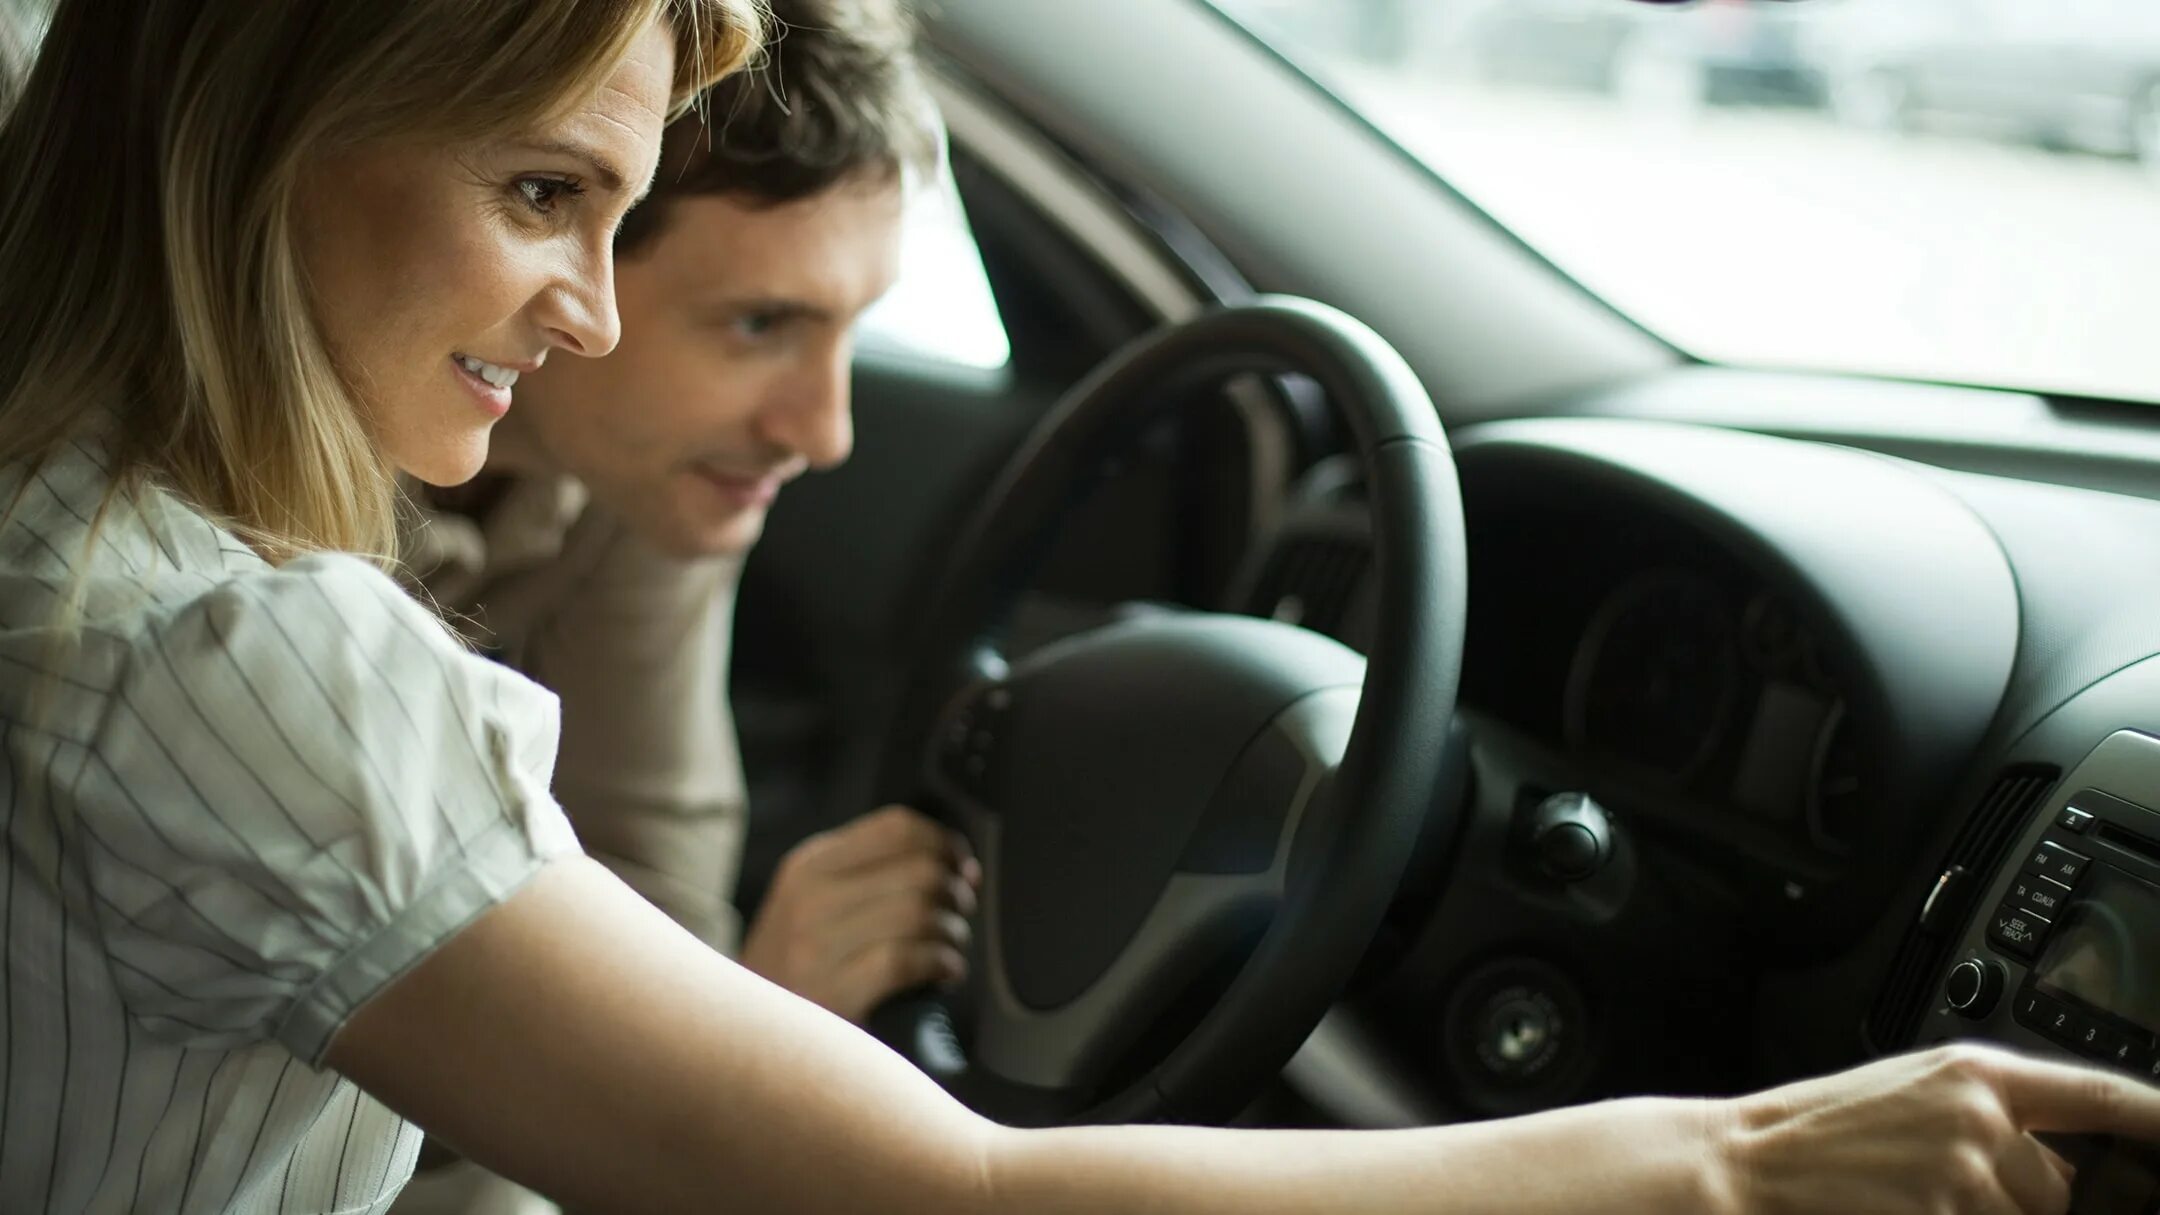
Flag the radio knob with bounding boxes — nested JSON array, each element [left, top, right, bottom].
[[1945, 958, 2004, 1019]]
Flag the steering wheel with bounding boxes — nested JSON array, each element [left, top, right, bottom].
[[872, 296, 1467, 1126]]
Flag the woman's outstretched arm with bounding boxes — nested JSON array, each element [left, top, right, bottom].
[[330, 856, 2160, 1215]]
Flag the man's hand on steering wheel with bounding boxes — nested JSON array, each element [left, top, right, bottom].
[[741, 805, 981, 1024]]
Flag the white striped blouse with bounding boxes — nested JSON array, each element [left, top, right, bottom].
[[0, 441, 580, 1213]]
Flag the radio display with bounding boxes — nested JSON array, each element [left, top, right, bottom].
[[2033, 864, 2160, 1038]]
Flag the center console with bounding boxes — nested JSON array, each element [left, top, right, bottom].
[[1920, 731, 2160, 1213]]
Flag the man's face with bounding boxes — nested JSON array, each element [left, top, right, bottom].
[[506, 178, 905, 556]]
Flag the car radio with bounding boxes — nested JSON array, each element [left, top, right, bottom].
[[1918, 731, 2160, 1214]]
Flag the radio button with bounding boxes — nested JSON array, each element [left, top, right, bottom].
[[2020, 841, 2090, 887], [2010, 875, 2074, 919], [2035, 1001, 2092, 1048], [1987, 901, 2052, 959], [2107, 1036, 2152, 1074], [2055, 806, 2097, 834], [2073, 1018, 2121, 1061], [2014, 989, 2051, 1027]]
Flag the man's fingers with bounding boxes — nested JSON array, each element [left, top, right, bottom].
[[834, 939, 967, 1019], [1995, 1132, 2073, 1215], [944, 826, 979, 874], [830, 889, 973, 960], [857, 807, 976, 883], [828, 853, 976, 920], [799, 807, 960, 877], [949, 872, 978, 918], [754, 806, 981, 1023]]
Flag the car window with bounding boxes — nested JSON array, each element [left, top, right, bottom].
[[0, 0, 48, 101], [855, 153, 1013, 372], [1208, 0, 2160, 405]]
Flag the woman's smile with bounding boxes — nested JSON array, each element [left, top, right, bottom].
[[452, 352, 538, 418]]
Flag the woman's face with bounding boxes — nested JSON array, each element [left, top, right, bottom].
[[295, 19, 676, 487]]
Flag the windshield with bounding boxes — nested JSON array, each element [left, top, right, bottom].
[[1208, 0, 2160, 404]]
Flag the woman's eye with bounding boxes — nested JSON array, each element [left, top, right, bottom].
[[513, 176, 583, 217]]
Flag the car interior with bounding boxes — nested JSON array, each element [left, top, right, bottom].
[[10, 0, 2160, 1201], [727, 0, 2160, 1181]]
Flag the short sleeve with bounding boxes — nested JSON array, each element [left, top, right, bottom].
[[71, 553, 581, 1064]]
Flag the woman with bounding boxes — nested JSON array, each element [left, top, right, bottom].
[[0, 1, 755, 1210], [0, 0, 2153, 1212]]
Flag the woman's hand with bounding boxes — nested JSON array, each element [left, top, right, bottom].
[[1720, 1043, 2160, 1214]]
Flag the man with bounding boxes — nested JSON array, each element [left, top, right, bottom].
[[395, 2, 963, 1209]]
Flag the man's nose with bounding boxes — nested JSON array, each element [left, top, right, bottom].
[[764, 347, 856, 471]]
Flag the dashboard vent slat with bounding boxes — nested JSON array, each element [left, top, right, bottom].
[[1865, 765, 2060, 1053]]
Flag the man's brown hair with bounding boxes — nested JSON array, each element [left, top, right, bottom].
[[618, 0, 939, 255]]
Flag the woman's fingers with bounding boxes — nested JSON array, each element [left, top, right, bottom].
[[1994, 1132, 2073, 1215]]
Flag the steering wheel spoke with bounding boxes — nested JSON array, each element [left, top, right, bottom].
[[966, 685, 1359, 1095], [972, 832, 1278, 1093]]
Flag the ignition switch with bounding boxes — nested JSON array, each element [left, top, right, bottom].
[[1520, 791, 1615, 882]]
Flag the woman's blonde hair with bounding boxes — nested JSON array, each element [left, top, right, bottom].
[[0, 0, 763, 565]]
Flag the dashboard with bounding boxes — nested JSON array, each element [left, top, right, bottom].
[[1256, 406, 2160, 1131], [1464, 494, 1864, 871], [1567, 570, 1857, 852]]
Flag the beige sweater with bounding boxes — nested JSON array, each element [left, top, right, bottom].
[[403, 475, 748, 953]]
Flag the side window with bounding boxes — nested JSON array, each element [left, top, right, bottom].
[[0, 0, 51, 106], [855, 151, 1012, 371]]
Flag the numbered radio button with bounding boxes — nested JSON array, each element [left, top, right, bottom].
[[2038, 1002, 2094, 1049], [2073, 1019, 2123, 1062], [2108, 1036, 2154, 1075], [2013, 990, 2056, 1034]]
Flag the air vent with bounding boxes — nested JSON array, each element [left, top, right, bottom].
[[1865, 765, 2060, 1052], [1247, 532, 1370, 643]]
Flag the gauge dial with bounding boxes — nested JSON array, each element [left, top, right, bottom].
[[1563, 572, 1742, 780], [1806, 703, 1865, 853]]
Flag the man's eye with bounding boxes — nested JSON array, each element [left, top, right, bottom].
[[514, 176, 584, 216], [732, 313, 781, 340]]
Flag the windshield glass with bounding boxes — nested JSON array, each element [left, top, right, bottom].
[[1208, 0, 2160, 403]]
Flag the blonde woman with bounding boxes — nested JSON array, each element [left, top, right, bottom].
[[0, 1, 2157, 1213], [0, 1, 756, 1210]]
